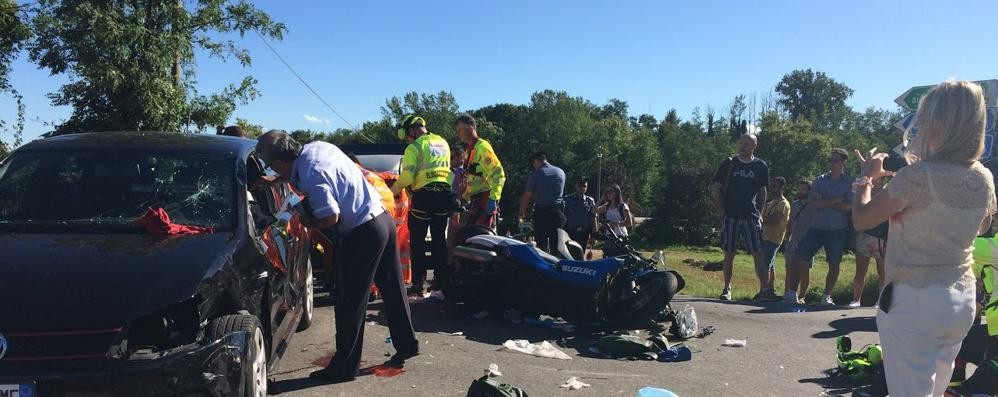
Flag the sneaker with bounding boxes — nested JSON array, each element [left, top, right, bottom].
[[782, 291, 797, 302], [719, 288, 732, 301], [759, 289, 781, 302], [819, 295, 835, 306], [847, 300, 861, 308]]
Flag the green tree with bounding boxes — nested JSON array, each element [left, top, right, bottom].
[[236, 117, 264, 138], [775, 69, 855, 131], [27, 0, 285, 134], [0, 0, 30, 147]]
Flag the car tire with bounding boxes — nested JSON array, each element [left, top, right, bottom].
[[207, 315, 268, 397], [297, 258, 314, 332]]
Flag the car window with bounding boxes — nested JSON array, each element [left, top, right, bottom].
[[356, 154, 402, 173], [0, 149, 235, 231]]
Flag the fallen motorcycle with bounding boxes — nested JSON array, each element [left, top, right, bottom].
[[441, 226, 684, 329]]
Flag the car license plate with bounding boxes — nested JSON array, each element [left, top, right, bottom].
[[0, 383, 34, 397]]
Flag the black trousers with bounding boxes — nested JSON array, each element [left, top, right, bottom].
[[325, 212, 418, 375], [409, 188, 451, 289], [567, 226, 593, 251], [533, 205, 566, 254]]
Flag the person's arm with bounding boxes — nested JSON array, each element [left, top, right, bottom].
[[480, 142, 506, 201], [391, 145, 418, 196], [298, 179, 342, 231], [852, 150, 903, 230], [518, 191, 533, 220], [621, 204, 634, 228], [756, 185, 767, 214], [306, 213, 340, 230], [710, 183, 724, 217]]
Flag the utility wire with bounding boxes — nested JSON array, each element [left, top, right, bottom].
[[254, 30, 374, 143]]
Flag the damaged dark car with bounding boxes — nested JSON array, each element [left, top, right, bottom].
[[0, 132, 314, 397]]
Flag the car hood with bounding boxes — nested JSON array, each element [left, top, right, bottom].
[[0, 233, 235, 331]]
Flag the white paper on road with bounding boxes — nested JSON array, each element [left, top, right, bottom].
[[560, 376, 591, 390], [722, 339, 747, 347], [501, 339, 572, 360]]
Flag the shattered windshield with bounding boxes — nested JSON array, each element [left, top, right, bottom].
[[0, 149, 235, 231]]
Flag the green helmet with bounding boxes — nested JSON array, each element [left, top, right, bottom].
[[866, 345, 883, 365], [397, 115, 426, 140]]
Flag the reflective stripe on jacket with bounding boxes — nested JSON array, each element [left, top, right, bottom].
[[463, 138, 505, 201]]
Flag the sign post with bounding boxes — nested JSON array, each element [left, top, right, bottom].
[[894, 81, 998, 162]]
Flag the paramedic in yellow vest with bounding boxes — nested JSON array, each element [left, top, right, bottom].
[[455, 113, 506, 230], [391, 115, 452, 296], [948, 234, 998, 394]]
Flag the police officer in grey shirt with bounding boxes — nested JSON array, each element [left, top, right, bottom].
[[518, 151, 566, 253]]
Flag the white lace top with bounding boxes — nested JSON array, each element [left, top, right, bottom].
[[883, 161, 996, 288]]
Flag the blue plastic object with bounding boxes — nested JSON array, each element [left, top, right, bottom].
[[635, 387, 679, 397]]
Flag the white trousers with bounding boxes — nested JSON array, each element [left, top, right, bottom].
[[876, 282, 976, 397]]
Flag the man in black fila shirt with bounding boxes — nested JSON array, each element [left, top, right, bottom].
[[710, 133, 772, 301]]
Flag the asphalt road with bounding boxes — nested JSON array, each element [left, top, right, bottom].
[[268, 292, 882, 397]]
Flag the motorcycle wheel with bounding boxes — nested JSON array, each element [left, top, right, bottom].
[[606, 270, 681, 329]]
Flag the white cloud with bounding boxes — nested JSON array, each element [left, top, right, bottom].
[[303, 114, 322, 124], [323, 118, 331, 125]]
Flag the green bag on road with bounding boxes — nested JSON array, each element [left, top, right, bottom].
[[597, 334, 656, 357], [466, 375, 530, 397]]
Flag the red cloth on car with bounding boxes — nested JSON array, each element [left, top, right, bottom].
[[138, 207, 213, 237]]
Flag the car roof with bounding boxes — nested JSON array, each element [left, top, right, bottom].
[[17, 132, 256, 158], [338, 143, 406, 156]]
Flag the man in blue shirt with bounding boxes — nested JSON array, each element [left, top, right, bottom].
[[518, 151, 566, 253], [255, 130, 418, 383], [784, 148, 854, 306]]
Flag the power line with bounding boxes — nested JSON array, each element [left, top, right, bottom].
[[253, 30, 374, 143]]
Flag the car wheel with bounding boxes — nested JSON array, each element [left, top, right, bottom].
[[207, 315, 268, 397], [297, 258, 314, 332]]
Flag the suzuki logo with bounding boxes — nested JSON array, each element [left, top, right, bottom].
[[0, 332, 7, 360], [562, 265, 597, 276]]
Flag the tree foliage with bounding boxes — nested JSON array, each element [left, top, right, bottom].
[[0, 0, 30, 148], [25, 0, 285, 134], [775, 68, 855, 132]]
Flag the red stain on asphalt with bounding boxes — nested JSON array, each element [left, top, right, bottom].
[[360, 364, 405, 377]]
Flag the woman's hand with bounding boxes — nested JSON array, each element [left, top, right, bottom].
[[854, 148, 894, 182]]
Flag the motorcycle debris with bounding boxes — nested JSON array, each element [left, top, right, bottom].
[[501, 339, 572, 360], [524, 317, 576, 333], [486, 363, 502, 377], [437, 331, 464, 336], [722, 339, 747, 347], [472, 310, 490, 320], [559, 376, 591, 390]]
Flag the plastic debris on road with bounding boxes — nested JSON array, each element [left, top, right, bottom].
[[560, 376, 591, 390], [486, 363, 502, 377], [423, 290, 445, 303], [501, 339, 572, 360], [722, 339, 747, 347], [524, 317, 577, 332], [635, 387, 680, 397], [674, 305, 699, 339], [472, 310, 490, 320]]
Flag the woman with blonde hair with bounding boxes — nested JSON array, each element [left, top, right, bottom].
[[852, 80, 996, 396]]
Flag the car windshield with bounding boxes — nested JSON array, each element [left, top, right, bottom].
[[0, 149, 235, 232]]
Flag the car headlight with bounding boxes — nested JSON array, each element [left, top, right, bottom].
[[123, 298, 201, 358]]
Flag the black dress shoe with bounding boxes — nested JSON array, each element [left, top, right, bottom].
[[388, 349, 420, 365], [308, 367, 356, 383]]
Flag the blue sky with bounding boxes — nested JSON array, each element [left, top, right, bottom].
[[3, 0, 997, 142]]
